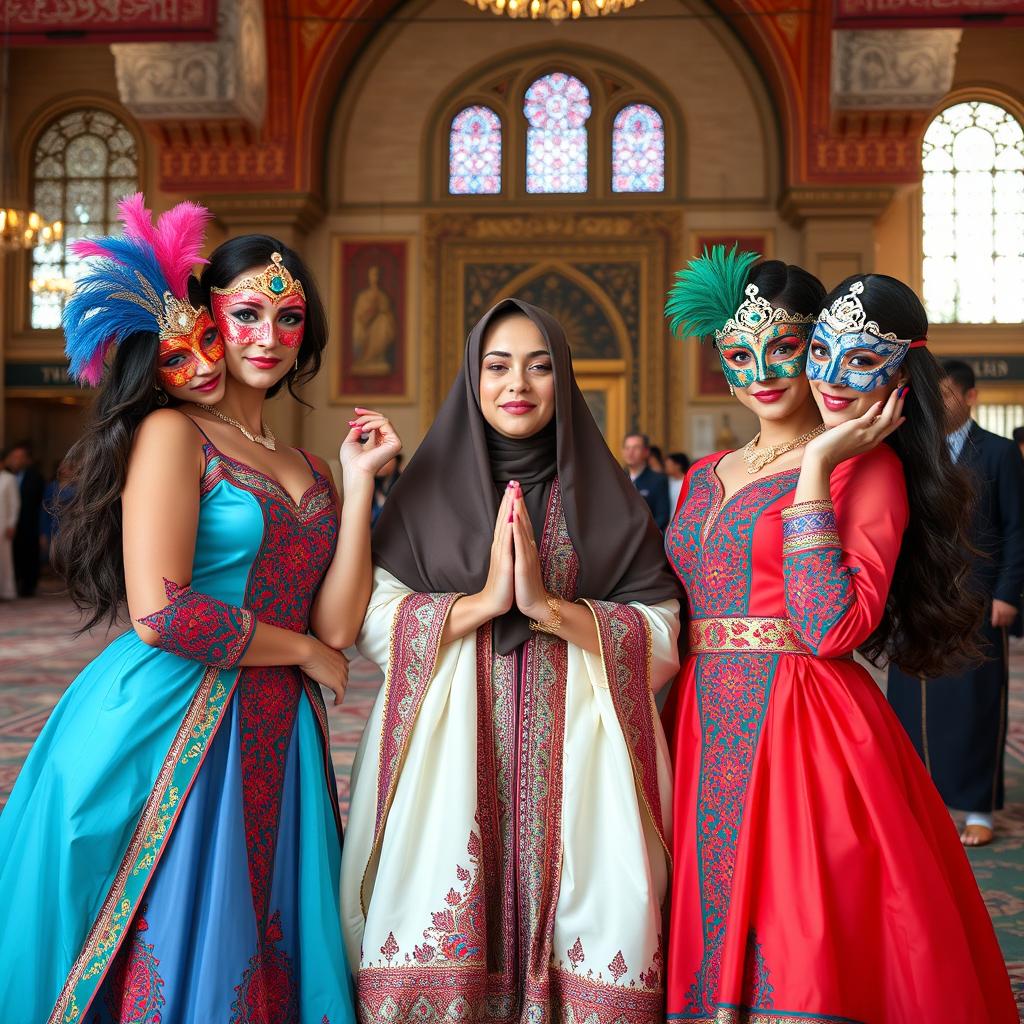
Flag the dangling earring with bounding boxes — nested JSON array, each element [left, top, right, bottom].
[[729, 384, 736, 398], [154, 386, 169, 407]]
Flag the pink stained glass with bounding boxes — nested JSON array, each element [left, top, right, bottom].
[[612, 104, 665, 193], [524, 73, 592, 194], [449, 105, 502, 195]]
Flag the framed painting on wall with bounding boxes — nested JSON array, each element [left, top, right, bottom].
[[330, 237, 413, 403], [686, 232, 771, 402]]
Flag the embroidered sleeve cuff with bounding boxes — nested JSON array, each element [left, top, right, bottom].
[[781, 499, 841, 555], [139, 578, 256, 668]]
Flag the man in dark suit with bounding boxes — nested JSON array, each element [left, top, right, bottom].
[[3, 441, 45, 597], [889, 361, 1024, 847], [622, 432, 670, 530]]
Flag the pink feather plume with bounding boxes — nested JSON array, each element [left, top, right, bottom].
[[80, 342, 112, 387], [117, 192, 212, 299], [69, 238, 116, 261]]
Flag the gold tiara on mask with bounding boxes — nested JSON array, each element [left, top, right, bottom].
[[211, 251, 305, 303]]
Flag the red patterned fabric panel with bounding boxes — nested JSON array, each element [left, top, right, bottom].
[[138, 577, 256, 668]]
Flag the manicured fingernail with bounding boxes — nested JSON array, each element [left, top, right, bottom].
[[898, 385, 908, 398]]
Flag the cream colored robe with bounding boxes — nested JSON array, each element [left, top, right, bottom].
[[342, 554, 679, 1024]]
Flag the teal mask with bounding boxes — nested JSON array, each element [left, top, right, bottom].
[[717, 321, 811, 389], [713, 284, 816, 390]]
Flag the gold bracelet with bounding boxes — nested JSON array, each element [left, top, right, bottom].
[[529, 594, 562, 635]]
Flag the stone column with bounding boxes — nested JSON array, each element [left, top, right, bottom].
[[781, 187, 896, 287]]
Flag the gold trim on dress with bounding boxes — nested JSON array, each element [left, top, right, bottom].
[[782, 529, 841, 555], [781, 498, 834, 519], [689, 616, 810, 655], [49, 665, 232, 1024]]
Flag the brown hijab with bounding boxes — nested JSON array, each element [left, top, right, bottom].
[[372, 298, 680, 654]]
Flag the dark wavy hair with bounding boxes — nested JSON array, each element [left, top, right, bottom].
[[198, 235, 327, 405], [51, 330, 163, 630], [825, 273, 983, 676], [746, 259, 826, 322]]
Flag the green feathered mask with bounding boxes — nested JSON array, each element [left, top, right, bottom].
[[664, 244, 761, 340]]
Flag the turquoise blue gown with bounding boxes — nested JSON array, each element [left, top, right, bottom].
[[0, 437, 356, 1024]]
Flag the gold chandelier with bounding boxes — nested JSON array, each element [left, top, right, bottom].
[[464, 0, 642, 21], [0, 208, 63, 251], [1, 32, 63, 252]]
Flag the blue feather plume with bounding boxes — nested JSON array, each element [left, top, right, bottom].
[[63, 235, 172, 385]]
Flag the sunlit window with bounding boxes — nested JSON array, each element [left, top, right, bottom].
[[922, 101, 1024, 323], [449, 105, 502, 195], [31, 109, 139, 330], [977, 403, 1024, 440], [524, 72, 591, 194], [612, 103, 665, 193]]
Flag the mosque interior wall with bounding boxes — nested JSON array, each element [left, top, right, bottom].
[[2, 5, 1023, 472]]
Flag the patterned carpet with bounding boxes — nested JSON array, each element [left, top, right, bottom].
[[1, 592, 1022, 1014], [0, 591, 379, 820]]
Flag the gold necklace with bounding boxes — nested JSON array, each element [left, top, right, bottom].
[[741, 423, 825, 475], [192, 403, 277, 451]]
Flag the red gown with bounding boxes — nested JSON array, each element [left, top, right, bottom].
[[663, 444, 1016, 1023]]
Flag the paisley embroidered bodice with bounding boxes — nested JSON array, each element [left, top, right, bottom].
[[665, 458, 799, 619], [196, 442, 338, 632], [195, 442, 340, 936]]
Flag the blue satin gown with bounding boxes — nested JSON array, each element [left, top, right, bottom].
[[0, 437, 355, 1024]]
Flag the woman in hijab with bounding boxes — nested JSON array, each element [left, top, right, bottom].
[[341, 299, 681, 1022]]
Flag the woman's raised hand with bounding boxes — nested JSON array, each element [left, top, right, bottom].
[[339, 407, 402, 478], [805, 386, 907, 471], [511, 485, 548, 621], [479, 483, 516, 618]]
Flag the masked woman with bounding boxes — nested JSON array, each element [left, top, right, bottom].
[[0, 213, 389, 1023], [341, 298, 681, 1023], [663, 252, 1015, 1022]]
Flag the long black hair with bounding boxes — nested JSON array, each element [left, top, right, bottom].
[[198, 235, 327, 404], [52, 330, 163, 629], [826, 273, 983, 676]]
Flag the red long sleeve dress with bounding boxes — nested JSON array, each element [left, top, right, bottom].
[[663, 443, 1016, 1023]]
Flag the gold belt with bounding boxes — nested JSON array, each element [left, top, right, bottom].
[[689, 616, 810, 655]]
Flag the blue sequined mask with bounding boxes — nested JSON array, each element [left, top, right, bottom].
[[806, 321, 911, 392], [807, 281, 915, 393]]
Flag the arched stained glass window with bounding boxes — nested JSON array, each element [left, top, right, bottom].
[[612, 103, 665, 193], [524, 73, 591, 194], [31, 108, 139, 329], [449, 105, 502, 195], [922, 101, 1024, 323]]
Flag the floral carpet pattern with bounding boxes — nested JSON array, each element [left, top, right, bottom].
[[1, 594, 1022, 1015], [0, 593, 378, 820]]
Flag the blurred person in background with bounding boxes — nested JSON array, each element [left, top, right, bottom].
[[665, 450, 691, 513], [889, 359, 1024, 847], [0, 453, 19, 600], [623, 431, 670, 529], [3, 442, 44, 598]]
